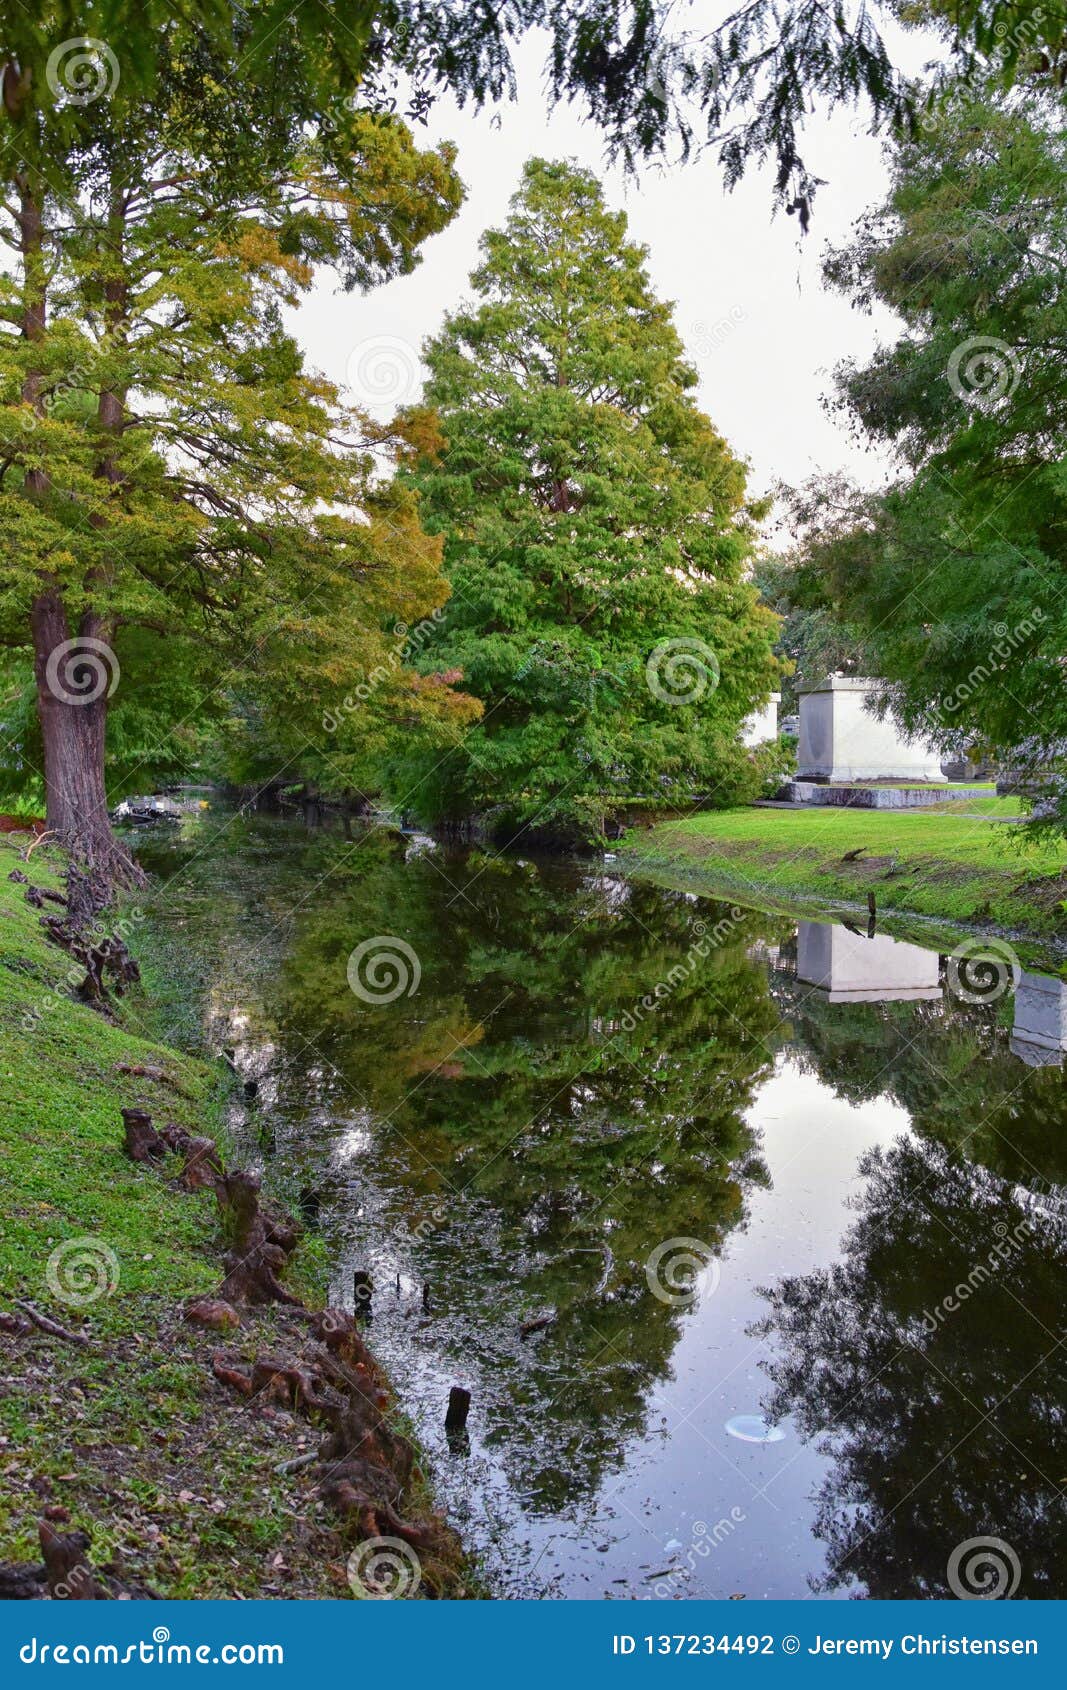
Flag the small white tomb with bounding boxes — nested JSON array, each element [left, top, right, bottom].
[[796, 921, 942, 1003], [741, 692, 781, 748], [797, 675, 946, 783]]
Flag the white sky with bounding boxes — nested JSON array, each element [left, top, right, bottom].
[[291, 29, 934, 532]]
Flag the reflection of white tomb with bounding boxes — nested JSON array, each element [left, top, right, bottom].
[[1011, 971, 1067, 1067], [797, 676, 946, 783], [796, 921, 942, 1003], [741, 692, 781, 747]]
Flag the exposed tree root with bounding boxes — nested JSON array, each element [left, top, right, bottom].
[[212, 1305, 460, 1572], [115, 1061, 194, 1097], [0, 1523, 162, 1602], [24, 883, 66, 909], [113, 1106, 464, 1593], [64, 851, 146, 930], [185, 1297, 241, 1332], [40, 914, 140, 1015], [215, 1170, 304, 1306], [120, 1107, 223, 1190]]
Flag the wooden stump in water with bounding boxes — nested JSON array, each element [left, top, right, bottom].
[[353, 1270, 373, 1318], [444, 1385, 471, 1431]]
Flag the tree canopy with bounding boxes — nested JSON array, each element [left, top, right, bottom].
[[391, 157, 781, 841], [795, 92, 1066, 829], [7, 4, 1067, 221], [0, 21, 478, 900]]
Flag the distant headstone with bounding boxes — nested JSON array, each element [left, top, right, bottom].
[[740, 692, 781, 748]]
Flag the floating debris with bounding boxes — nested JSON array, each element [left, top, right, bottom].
[[724, 1414, 786, 1444]]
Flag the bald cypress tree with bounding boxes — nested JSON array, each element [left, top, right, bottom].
[[396, 158, 780, 841]]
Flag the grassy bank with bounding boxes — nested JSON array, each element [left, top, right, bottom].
[[617, 799, 1067, 959], [0, 833, 463, 1598]]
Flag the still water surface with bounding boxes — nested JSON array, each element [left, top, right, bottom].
[[136, 812, 1066, 1601]]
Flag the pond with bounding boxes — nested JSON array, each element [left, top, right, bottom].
[[134, 809, 1067, 1602]]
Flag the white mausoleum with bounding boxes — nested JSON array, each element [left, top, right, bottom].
[[797, 675, 946, 783]]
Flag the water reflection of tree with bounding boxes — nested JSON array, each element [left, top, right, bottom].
[[269, 845, 782, 1508], [773, 969, 1067, 1190], [756, 1136, 1067, 1598]]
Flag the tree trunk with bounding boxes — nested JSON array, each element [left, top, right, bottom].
[[30, 593, 142, 912], [19, 173, 141, 915]]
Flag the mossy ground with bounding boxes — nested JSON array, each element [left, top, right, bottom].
[[618, 798, 1067, 965], [0, 832, 471, 1598]]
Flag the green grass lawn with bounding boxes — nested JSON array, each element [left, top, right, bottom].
[[618, 798, 1067, 946], [0, 833, 468, 1598]]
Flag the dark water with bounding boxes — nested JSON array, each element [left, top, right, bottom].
[[134, 809, 1067, 1601]]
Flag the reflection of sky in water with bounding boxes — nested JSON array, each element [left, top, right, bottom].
[[541, 1067, 908, 1599], [134, 819, 1067, 1600]]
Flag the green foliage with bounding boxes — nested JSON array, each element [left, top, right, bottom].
[[753, 518, 867, 711], [5, 4, 1065, 224], [392, 158, 780, 840], [800, 94, 1067, 833], [362, 1, 1067, 217], [0, 28, 474, 817]]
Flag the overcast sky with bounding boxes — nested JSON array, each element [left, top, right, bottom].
[[291, 30, 933, 531]]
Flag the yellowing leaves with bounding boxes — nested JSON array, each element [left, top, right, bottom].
[[214, 226, 313, 291]]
